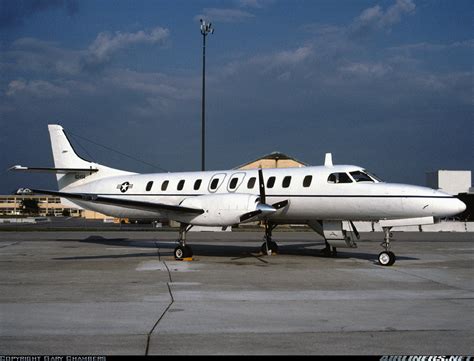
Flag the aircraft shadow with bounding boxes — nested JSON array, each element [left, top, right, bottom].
[[53, 235, 419, 263]]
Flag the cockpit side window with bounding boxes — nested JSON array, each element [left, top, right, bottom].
[[327, 172, 353, 184], [350, 171, 374, 183]]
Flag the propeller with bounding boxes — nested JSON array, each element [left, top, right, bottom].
[[258, 167, 266, 204], [239, 168, 288, 223]]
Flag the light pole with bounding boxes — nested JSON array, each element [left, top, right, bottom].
[[200, 19, 214, 171]]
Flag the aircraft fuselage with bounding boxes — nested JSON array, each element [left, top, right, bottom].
[[64, 165, 464, 225]]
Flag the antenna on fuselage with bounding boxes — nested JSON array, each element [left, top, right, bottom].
[[324, 153, 333, 167]]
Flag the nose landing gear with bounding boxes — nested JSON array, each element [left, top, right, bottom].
[[378, 227, 396, 266], [261, 223, 278, 256]]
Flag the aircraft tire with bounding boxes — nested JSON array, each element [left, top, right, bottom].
[[174, 246, 185, 260], [261, 241, 278, 255], [378, 251, 396, 266], [184, 245, 193, 258], [174, 245, 193, 260], [387, 251, 396, 266]]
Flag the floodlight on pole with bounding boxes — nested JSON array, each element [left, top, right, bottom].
[[200, 19, 214, 171]]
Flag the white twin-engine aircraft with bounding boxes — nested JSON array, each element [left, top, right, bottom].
[[11, 124, 466, 266]]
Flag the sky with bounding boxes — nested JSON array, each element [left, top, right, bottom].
[[0, 0, 472, 193]]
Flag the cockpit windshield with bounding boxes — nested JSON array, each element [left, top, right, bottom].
[[350, 171, 374, 182], [327, 172, 353, 184], [350, 170, 382, 183]]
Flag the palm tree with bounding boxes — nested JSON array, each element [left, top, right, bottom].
[[19, 198, 40, 216]]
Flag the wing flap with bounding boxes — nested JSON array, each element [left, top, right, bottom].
[[30, 189, 204, 215]]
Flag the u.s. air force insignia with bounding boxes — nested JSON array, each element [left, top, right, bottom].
[[117, 181, 133, 193]]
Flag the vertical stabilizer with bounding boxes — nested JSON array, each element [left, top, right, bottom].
[[48, 124, 92, 169], [47, 124, 134, 190]]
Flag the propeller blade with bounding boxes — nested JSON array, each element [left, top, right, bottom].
[[239, 203, 276, 223], [240, 210, 262, 223], [272, 200, 289, 210], [258, 168, 266, 204]]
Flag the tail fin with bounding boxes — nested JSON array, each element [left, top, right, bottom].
[[48, 124, 92, 169], [48, 124, 134, 190]]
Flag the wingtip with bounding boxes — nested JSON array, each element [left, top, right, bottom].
[[8, 165, 25, 171]]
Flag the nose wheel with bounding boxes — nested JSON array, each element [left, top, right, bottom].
[[261, 223, 278, 256], [261, 239, 278, 256], [378, 250, 396, 266], [379, 227, 396, 266]]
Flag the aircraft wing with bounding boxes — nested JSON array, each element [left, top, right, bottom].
[[30, 189, 204, 216]]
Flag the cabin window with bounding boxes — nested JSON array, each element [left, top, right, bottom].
[[327, 173, 352, 184], [161, 180, 169, 191], [247, 177, 256, 189], [177, 180, 185, 191], [282, 176, 291, 188], [303, 175, 312, 187], [267, 176, 276, 188], [229, 178, 239, 190], [146, 181, 153, 192], [210, 178, 219, 190], [350, 171, 374, 183], [194, 179, 202, 190]]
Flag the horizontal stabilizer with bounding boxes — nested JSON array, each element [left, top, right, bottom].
[[9, 165, 98, 174], [30, 189, 204, 216]]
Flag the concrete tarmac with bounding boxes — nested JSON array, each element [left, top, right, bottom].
[[0, 230, 472, 355]]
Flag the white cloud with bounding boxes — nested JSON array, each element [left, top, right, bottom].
[[5, 38, 82, 75], [2, 27, 170, 76], [85, 27, 169, 66], [195, 8, 255, 23], [339, 62, 393, 78], [104, 69, 199, 101], [236, 0, 274, 8], [351, 0, 416, 35], [6, 79, 69, 98], [389, 39, 474, 52]]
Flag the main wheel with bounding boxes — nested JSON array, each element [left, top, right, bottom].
[[261, 241, 278, 255], [174, 245, 193, 260], [184, 245, 193, 258], [378, 251, 396, 266], [387, 251, 396, 266], [174, 245, 185, 260]]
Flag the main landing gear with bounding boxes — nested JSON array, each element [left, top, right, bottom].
[[320, 242, 338, 257], [378, 227, 396, 266], [174, 223, 193, 260], [261, 223, 278, 256]]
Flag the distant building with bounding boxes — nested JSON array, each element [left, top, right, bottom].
[[0, 195, 80, 217], [426, 170, 472, 195], [0, 194, 108, 219], [236, 151, 307, 170]]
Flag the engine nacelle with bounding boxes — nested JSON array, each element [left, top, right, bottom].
[[179, 193, 260, 226]]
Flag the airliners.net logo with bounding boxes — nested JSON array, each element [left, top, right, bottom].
[[381, 357, 472, 361]]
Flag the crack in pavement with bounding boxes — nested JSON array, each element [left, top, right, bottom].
[[145, 241, 175, 355]]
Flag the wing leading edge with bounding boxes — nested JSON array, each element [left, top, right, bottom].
[[30, 189, 204, 216]]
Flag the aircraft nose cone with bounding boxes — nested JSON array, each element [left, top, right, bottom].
[[442, 197, 467, 217], [455, 198, 467, 214]]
